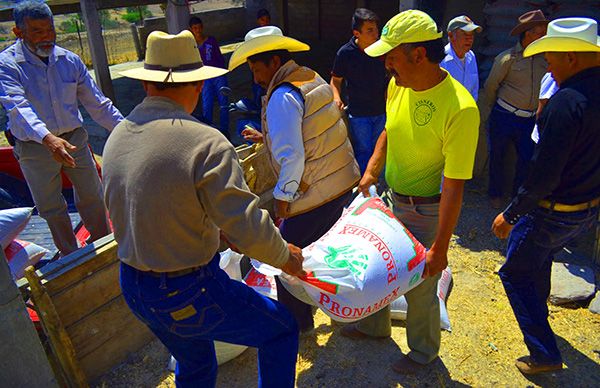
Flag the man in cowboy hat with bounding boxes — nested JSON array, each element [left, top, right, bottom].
[[482, 9, 548, 209], [0, 1, 122, 255], [492, 17, 600, 375], [441, 15, 482, 100], [341, 10, 479, 374], [229, 26, 360, 333], [102, 30, 305, 387]]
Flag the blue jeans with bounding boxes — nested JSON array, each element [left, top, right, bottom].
[[348, 114, 386, 174], [120, 254, 299, 388], [498, 206, 598, 364], [201, 75, 230, 138], [487, 103, 535, 198]]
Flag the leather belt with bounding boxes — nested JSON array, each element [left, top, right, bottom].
[[538, 198, 600, 212], [146, 266, 203, 278], [497, 98, 536, 118], [394, 192, 441, 205]]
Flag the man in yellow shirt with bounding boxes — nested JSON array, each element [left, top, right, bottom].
[[341, 10, 479, 374]]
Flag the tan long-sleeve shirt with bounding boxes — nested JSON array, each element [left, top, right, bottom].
[[482, 42, 547, 113], [102, 96, 288, 272]]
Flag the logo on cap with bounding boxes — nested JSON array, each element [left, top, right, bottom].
[[382, 25, 389, 36]]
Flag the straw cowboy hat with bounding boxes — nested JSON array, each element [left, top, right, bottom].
[[510, 9, 549, 36], [524, 17, 600, 57], [120, 30, 228, 82], [228, 26, 310, 71]]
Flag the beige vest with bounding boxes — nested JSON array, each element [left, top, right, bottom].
[[262, 60, 360, 217]]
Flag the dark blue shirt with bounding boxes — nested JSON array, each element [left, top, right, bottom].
[[504, 66, 600, 223], [331, 37, 387, 117]]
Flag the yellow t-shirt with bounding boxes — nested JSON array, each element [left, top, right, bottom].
[[385, 72, 480, 197]]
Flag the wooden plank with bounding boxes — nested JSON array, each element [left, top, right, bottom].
[[45, 238, 119, 297], [24, 267, 89, 388], [52, 261, 121, 327], [80, 0, 115, 102], [66, 295, 152, 362], [17, 234, 117, 292]]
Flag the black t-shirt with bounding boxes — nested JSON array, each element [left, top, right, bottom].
[[331, 37, 387, 117]]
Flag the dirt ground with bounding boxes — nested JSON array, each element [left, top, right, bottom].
[[97, 178, 600, 388]]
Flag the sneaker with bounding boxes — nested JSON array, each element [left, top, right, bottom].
[[515, 356, 563, 375]]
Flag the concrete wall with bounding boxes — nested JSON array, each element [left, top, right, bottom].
[[137, 6, 247, 53]]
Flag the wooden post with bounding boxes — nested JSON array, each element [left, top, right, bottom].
[[79, 0, 116, 103], [130, 23, 143, 61], [24, 266, 89, 388], [0, 251, 57, 387], [166, 0, 190, 34]]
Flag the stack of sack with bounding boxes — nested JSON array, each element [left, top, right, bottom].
[[0, 207, 47, 280]]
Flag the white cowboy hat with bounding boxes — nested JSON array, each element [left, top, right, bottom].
[[120, 30, 228, 82], [524, 17, 600, 57], [228, 26, 309, 71]]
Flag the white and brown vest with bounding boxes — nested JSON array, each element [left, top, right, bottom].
[[262, 60, 360, 217]]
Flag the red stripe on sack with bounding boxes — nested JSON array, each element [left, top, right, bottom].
[[299, 272, 339, 295]]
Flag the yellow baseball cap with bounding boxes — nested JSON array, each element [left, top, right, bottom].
[[365, 10, 442, 57]]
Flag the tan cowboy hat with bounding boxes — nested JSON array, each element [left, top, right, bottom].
[[524, 17, 600, 57], [120, 30, 228, 82], [228, 26, 310, 71], [510, 9, 549, 36]]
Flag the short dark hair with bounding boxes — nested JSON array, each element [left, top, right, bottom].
[[13, 0, 53, 30], [402, 38, 445, 64], [147, 80, 202, 91], [189, 16, 202, 28], [248, 50, 291, 66], [256, 8, 270, 19], [352, 8, 378, 32]]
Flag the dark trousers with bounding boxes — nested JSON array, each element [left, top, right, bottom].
[[487, 103, 536, 198], [498, 206, 598, 364], [276, 190, 353, 331], [121, 255, 299, 388]]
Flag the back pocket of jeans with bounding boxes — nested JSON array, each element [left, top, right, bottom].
[[153, 288, 226, 338]]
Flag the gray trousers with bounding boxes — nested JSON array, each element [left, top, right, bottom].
[[14, 127, 110, 255], [356, 189, 442, 364]]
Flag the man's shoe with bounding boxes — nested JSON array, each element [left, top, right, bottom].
[[340, 323, 389, 340], [515, 356, 563, 375], [391, 355, 430, 375]]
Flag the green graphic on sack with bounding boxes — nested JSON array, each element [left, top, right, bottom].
[[324, 245, 369, 278]]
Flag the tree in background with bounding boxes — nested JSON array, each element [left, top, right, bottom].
[[121, 6, 153, 24]]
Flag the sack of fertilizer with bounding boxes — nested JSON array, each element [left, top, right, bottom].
[[390, 267, 453, 331], [255, 191, 427, 322]]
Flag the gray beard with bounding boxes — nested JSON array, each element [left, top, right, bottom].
[[25, 41, 54, 58]]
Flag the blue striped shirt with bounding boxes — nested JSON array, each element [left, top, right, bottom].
[[0, 40, 123, 143]]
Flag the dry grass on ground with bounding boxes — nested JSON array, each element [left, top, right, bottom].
[[97, 182, 600, 388]]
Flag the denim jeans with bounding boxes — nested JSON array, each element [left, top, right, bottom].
[[487, 103, 535, 198], [348, 114, 386, 175], [201, 75, 230, 138], [498, 206, 599, 364], [120, 254, 299, 388]]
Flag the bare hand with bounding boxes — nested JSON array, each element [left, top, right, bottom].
[[422, 247, 448, 279], [241, 127, 263, 143], [42, 133, 76, 168], [274, 199, 290, 219], [280, 243, 306, 277], [492, 213, 513, 239], [334, 99, 345, 110], [357, 172, 378, 197]]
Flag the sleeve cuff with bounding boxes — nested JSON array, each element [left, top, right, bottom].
[[502, 203, 521, 225]]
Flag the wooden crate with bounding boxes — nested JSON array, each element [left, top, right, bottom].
[[18, 234, 154, 387]]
